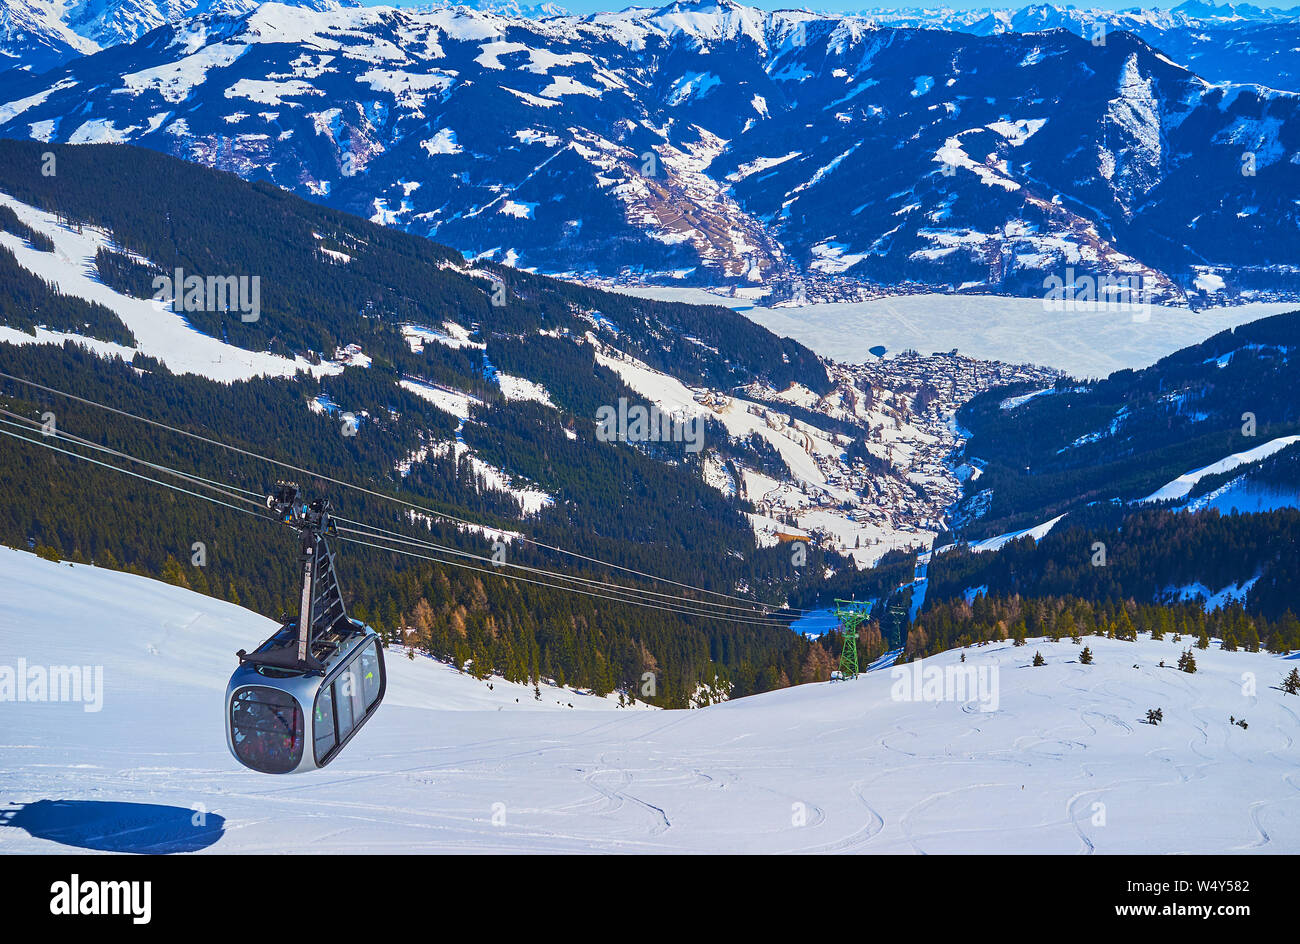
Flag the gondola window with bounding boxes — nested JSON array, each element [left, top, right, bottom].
[[313, 684, 336, 762], [230, 687, 303, 775]]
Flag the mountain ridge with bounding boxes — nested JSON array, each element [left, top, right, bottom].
[[2, 1, 1296, 304], [0, 0, 357, 73]]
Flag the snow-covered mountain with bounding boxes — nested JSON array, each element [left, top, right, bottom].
[[0, 0, 96, 70], [1, 0, 1295, 303], [861, 2, 1300, 34], [2, 544, 1297, 853], [1169, 1, 1300, 20], [862, 4, 1300, 90], [0, 0, 357, 73]]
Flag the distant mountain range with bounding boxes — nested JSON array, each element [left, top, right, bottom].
[[1, 0, 1297, 305], [7, 1, 1300, 85], [862, 1, 1300, 31], [862, 3, 1300, 90]]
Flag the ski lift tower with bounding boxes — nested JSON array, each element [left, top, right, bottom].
[[831, 599, 871, 680]]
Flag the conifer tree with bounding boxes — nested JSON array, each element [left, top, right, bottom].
[[161, 554, 189, 588], [1116, 608, 1136, 641], [1242, 621, 1261, 653]]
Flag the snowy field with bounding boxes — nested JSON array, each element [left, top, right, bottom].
[[1, 547, 1298, 854], [612, 286, 1296, 378]]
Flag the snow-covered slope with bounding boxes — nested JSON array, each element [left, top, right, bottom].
[[0, 0, 97, 73], [1140, 434, 1300, 503], [0, 191, 344, 381], [2, 545, 1297, 854]]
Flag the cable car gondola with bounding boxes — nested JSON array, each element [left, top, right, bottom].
[[224, 484, 386, 774]]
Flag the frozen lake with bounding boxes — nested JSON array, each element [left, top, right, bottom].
[[788, 608, 839, 638], [612, 287, 1297, 378]]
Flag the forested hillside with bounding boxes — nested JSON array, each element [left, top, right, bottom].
[[930, 500, 1299, 611], [910, 594, 1300, 660], [901, 314, 1300, 659], [951, 311, 1300, 540], [4, 141, 1297, 703], [0, 141, 829, 394], [0, 141, 849, 707]]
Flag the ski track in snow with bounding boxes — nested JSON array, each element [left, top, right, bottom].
[[1, 547, 1299, 853]]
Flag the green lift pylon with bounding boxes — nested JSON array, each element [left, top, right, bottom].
[[831, 599, 871, 680]]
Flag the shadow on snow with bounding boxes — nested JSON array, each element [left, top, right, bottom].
[[1, 799, 225, 853]]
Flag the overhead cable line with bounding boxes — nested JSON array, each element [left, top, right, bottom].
[[0, 409, 266, 508], [333, 532, 793, 626], [0, 406, 791, 621], [0, 368, 809, 613], [331, 517, 789, 619], [0, 425, 272, 523], [0, 421, 796, 627]]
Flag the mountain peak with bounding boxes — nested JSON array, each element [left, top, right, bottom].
[[0, 0, 361, 73]]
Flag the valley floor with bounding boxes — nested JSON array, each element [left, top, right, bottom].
[[1, 548, 1298, 854]]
